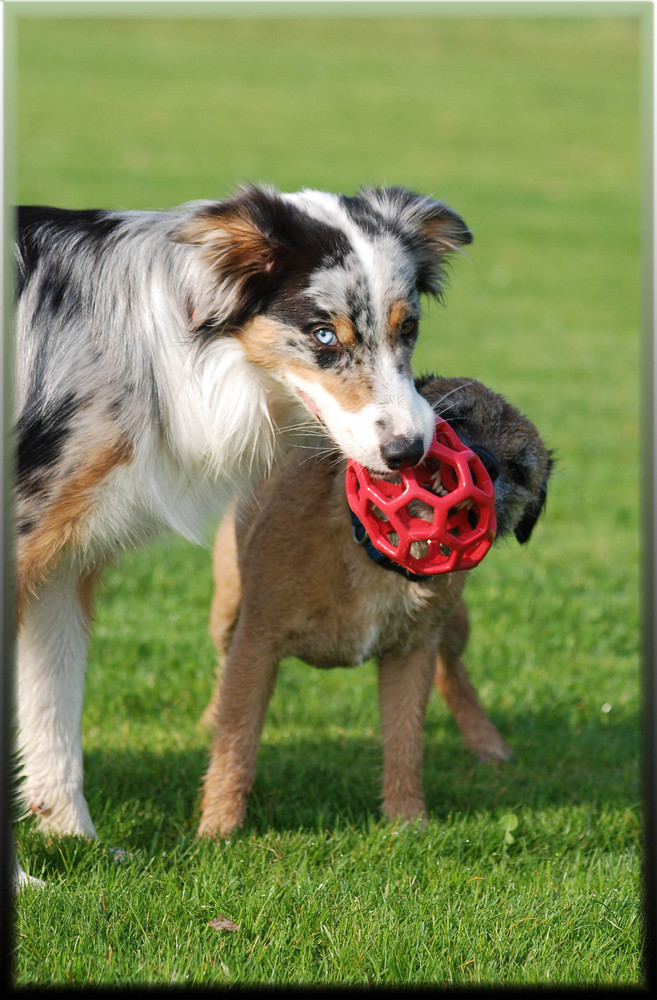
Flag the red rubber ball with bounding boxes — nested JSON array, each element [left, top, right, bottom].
[[345, 417, 497, 576]]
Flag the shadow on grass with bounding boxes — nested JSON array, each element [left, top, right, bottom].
[[67, 703, 641, 854]]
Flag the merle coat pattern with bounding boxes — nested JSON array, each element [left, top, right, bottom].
[[13, 186, 471, 857]]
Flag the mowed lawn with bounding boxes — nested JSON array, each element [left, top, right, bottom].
[[9, 9, 646, 989]]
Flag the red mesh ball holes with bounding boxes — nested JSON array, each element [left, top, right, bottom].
[[345, 417, 497, 575]]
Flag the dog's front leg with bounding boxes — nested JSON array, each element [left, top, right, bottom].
[[16, 563, 96, 838], [377, 643, 437, 825], [198, 620, 278, 839]]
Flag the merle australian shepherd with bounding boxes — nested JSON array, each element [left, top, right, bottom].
[[13, 185, 472, 867]]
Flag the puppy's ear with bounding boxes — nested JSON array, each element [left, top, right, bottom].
[[514, 454, 554, 544], [357, 187, 473, 296]]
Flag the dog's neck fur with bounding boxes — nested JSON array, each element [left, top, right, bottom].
[[76, 346, 304, 557]]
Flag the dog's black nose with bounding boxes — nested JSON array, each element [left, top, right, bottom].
[[380, 435, 425, 470], [472, 446, 499, 482]]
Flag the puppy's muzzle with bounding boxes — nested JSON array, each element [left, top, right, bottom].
[[380, 434, 425, 471], [471, 446, 500, 483]]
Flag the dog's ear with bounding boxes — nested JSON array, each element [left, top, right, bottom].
[[171, 188, 278, 333], [171, 185, 288, 283], [171, 185, 329, 332], [356, 187, 473, 296], [514, 454, 554, 543]]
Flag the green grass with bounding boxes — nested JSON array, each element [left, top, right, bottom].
[[9, 8, 646, 989]]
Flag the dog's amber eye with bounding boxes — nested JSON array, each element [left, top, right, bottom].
[[313, 327, 338, 347], [400, 317, 418, 339]]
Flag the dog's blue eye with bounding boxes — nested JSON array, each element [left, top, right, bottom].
[[313, 327, 337, 347]]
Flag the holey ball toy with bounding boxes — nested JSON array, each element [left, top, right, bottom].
[[345, 417, 497, 576]]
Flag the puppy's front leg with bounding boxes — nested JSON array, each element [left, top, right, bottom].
[[16, 564, 97, 838], [377, 643, 437, 825], [198, 619, 278, 839], [200, 512, 243, 729]]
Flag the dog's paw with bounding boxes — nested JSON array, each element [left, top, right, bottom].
[[23, 787, 97, 838], [11, 861, 45, 891]]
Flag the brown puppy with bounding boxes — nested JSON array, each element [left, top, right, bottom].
[[199, 376, 552, 837]]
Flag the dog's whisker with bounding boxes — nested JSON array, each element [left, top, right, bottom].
[[284, 427, 330, 440], [298, 447, 342, 467], [276, 419, 329, 435]]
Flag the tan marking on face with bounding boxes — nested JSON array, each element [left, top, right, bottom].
[[333, 316, 357, 348], [292, 363, 376, 413], [387, 299, 414, 341], [16, 441, 132, 618], [237, 315, 286, 371], [237, 316, 374, 413], [238, 314, 357, 360]]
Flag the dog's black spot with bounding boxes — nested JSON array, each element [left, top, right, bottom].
[[17, 207, 122, 297], [270, 296, 326, 332], [195, 319, 218, 339], [315, 351, 341, 370], [18, 206, 119, 235], [339, 194, 393, 238], [108, 397, 126, 416], [343, 283, 374, 341], [17, 392, 79, 486], [17, 471, 49, 500], [46, 270, 69, 313], [17, 518, 35, 536], [31, 261, 82, 326]]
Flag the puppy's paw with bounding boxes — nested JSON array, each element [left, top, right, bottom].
[[381, 797, 428, 828], [464, 727, 512, 762], [197, 798, 247, 840]]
